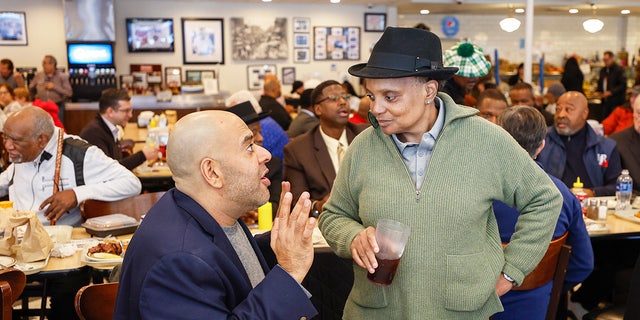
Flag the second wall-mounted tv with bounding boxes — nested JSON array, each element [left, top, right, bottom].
[[67, 42, 114, 66], [126, 18, 174, 52]]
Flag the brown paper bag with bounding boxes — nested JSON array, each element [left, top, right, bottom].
[[10, 211, 53, 262], [0, 207, 16, 256]]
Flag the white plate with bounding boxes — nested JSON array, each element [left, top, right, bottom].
[[15, 255, 49, 275], [614, 209, 640, 224], [0, 256, 16, 268], [81, 248, 123, 267]]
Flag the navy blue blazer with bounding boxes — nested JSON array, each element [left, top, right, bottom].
[[114, 189, 317, 319]]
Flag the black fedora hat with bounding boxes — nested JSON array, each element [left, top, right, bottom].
[[226, 100, 270, 125], [349, 27, 458, 80]]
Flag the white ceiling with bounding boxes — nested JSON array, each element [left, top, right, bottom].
[[154, 0, 640, 16]]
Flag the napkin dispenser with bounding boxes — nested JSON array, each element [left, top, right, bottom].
[[137, 111, 155, 127]]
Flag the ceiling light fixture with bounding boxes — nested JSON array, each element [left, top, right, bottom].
[[499, 5, 520, 33], [621, 9, 630, 15], [420, 9, 430, 15], [330, 0, 340, 3], [514, 8, 524, 14], [569, 8, 579, 14], [583, 3, 603, 33]]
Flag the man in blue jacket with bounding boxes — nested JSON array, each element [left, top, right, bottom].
[[538, 91, 622, 196], [492, 105, 594, 320], [114, 110, 318, 319]]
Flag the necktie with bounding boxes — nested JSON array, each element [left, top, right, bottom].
[[112, 128, 119, 142], [337, 143, 346, 166]]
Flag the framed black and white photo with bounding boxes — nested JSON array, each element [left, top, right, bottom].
[[0, 11, 27, 45], [247, 64, 277, 90], [364, 13, 386, 32], [294, 48, 310, 63], [231, 17, 288, 60], [294, 33, 309, 48], [282, 67, 295, 85], [314, 27, 360, 61], [181, 18, 224, 64], [293, 17, 310, 33]]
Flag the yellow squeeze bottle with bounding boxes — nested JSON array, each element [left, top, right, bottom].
[[258, 202, 273, 230]]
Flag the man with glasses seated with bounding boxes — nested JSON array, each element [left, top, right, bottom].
[[79, 88, 158, 170], [284, 80, 368, 217]]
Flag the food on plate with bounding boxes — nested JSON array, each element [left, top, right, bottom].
[[87, 239, 123, 259], [635, 211, 640, 219]]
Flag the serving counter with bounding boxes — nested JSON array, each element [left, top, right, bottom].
[[64, 92, 228, 135]]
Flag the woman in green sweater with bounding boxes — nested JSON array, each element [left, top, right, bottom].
[[318, 27, 563, 319]]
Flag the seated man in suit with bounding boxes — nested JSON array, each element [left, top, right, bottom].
[[492, 105, 594, 320], [609, 95, 640, 193], [287, 88, 318, 138], [79, 88, 158, 170], [538, 91, 622, 196], [284, 80, 368, 217], [114, 110, 318, 319]]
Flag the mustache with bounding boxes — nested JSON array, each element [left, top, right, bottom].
[[555, 117, 569, 125]]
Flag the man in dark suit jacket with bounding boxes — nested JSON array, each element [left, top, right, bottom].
[[609, 97, 640, 193], [284, 80, 368, 216], [114, 110, 318, 319], [287, 88, 318, 138], [597, 51, 627, 120], [79, 88, 157, 170], [260, 77, 292, 130]]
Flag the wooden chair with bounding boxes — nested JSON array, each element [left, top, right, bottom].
[[506, 232, 572, 320], [0, 268, 26, 320], [81, 191, 165, 221], [74, 282, 119, 320]]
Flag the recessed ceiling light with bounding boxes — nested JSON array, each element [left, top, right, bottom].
[[420, 9, 430, 15], [262, 0, 271, 2], [621, 9, 631, 15], [514, 8, 524, 14], [330, 0, 340, 3], [569, 8, 579, 14]]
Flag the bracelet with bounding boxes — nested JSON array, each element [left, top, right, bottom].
[[502, 273, 516, 286]]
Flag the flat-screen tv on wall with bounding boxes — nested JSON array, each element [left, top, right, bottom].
[[126, 18, 174, 52], [67, 42, 114, 66]]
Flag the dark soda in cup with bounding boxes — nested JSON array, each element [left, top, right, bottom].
[[367, 257, 401, 286]]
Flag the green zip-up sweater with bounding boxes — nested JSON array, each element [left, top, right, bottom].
[[319, 93, 562, 319]]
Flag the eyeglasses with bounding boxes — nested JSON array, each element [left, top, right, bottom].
[[118, 108, 133, 114], [315, 94, 351, 104]]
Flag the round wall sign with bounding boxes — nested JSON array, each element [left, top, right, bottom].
[[441, 16, 459, 38]]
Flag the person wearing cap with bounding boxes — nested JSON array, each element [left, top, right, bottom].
[[442, 41, 491, 106], [225, 100, 283, 217], [601, 85, 639, 135], [290, 80, 305, 96], [287, 88, 318, 138], [318, 27, 562, 319], [284, 80, 368, 219]]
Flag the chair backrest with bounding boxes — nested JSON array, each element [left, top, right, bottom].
[[81, 191, 165, 221], [545, 244, 572, 320], [0, 268, 26, 320], [511, 232, 569, 291], [75, 282, 119, 320]]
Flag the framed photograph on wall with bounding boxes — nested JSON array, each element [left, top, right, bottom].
[[282, 67, 295, 85], [364, 13, 386, 32], [165, 66, 182, 88], [247, 64, 276, 90], [185, 70, 216, 83], [293, 17, 310, 33], [230, 17, 288, 60], [182, 18, 224, 64], [314, 27, 360, 61], [294, 48, 310, 63], [293, 33, 309, 48], [0, 11, 27, 45]]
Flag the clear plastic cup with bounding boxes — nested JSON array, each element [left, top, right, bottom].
[[367, 219, 411, 286]]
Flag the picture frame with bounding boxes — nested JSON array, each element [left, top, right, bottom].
[[230, 17, 288, 61], [314, 27, 360, 61], [185, 70, 217, 83], [247, 64, 276, 90], [181, 18, 224, 64], [282, 67, 296, 85], [126, 18, 175, 52], [293, 17, 310, 33], [165, 67, 182, 88], [364, 13, 387, 32], [294, 48, 310, 64], [0, 11, 27, 45], [293, 33, 309, 48]]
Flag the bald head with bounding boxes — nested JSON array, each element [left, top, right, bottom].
[[633, 95, 640, 133], [554, 91, 589, 136], [263, 78, 281, 98], [168, 111, 244, 183]]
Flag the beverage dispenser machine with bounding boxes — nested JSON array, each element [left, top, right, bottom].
[[67, 42, 117, 102]]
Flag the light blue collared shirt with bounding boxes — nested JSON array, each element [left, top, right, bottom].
[[391, 97, 445, 191]]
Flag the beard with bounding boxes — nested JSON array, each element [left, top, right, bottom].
[[221, 161, 270, 212]]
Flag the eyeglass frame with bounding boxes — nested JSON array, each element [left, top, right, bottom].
[[314, 93, 351, 104]]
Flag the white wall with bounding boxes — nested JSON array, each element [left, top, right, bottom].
[[4, 0, 640, 95]]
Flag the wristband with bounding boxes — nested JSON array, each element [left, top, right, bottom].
[[502, 273, 516, 286]]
